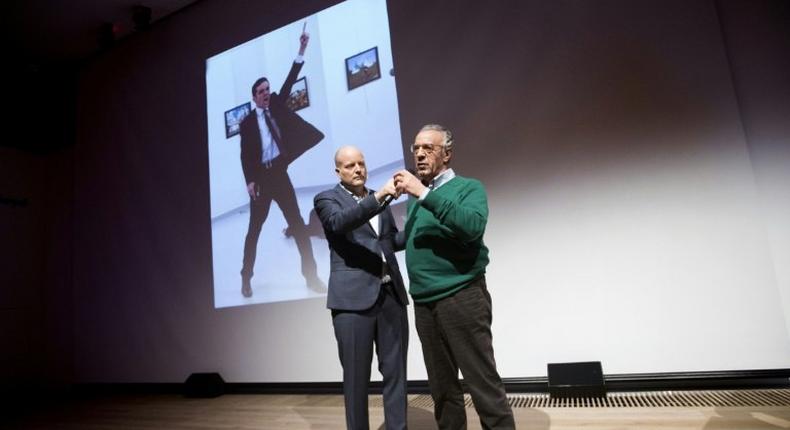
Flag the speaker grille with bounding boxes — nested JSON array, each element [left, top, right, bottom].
[[379, 389, 790, 409]]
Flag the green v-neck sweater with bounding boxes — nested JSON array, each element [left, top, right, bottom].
[[404, 176, 490, 303]]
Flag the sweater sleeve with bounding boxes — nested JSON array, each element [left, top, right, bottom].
[[420, 179, 488, 242]]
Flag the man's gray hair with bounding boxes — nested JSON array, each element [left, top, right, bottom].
[[419, 124, 454, 151]]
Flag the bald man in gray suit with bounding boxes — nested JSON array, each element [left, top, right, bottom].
[[314, 146, 409, 430]]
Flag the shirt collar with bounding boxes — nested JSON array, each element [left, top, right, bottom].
[[429, 168, 455, 190], [339, 183, 367, 201]]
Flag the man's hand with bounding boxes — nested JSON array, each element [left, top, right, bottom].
[[394, 170, 427, 198], [247, 182, 256, 200], [374, 177, 400, 203], [298, 31, 309, 56]]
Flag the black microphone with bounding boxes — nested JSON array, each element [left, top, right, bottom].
[[382, 193, 396, 207]]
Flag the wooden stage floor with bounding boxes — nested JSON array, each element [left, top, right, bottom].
[[5, 392, 790, 429]]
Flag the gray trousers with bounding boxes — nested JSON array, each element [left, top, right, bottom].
[[414, 276, 515, 430], [332, 283, 409, 430]]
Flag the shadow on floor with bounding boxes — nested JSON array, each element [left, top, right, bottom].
[[374, 405, 551, 430]]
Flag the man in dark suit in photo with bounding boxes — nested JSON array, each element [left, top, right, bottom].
[[314, 146, 409, 430], [239, 30, 325, 297]]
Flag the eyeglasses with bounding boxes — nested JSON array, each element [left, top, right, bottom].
[[409, 143, 445, 154]]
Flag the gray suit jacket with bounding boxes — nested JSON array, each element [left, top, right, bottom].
[[314, 184, 408, 310]]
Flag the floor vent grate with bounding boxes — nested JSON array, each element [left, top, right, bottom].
[[391, 389, 790, 409]]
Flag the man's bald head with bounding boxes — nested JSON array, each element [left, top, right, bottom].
[[334, 146, 368, 194], [334, 145, 364, 167]]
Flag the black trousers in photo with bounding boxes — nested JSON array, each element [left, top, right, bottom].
[[240, 161, 317, 281]]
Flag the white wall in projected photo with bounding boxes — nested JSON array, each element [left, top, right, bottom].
[[205, 0, 404, 309]]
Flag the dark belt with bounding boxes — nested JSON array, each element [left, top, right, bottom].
[[261, 156, 285, 170]]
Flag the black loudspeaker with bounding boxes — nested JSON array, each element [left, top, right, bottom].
[[547, 361, 606, 398], [184, 372, 225, 398]]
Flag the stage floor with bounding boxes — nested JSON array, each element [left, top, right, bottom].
[[5, 390, 790, 429]]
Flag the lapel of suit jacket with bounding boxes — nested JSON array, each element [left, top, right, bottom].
[[366, 187, 382, 238], [334, 184, 378, 237], [378, 203, 390, 236], [268, 95, 291, 156]]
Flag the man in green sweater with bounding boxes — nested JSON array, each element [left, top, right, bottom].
[[394, 124, 515, 429]]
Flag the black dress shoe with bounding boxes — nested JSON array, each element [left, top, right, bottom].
[[241, 277, 253, 298]]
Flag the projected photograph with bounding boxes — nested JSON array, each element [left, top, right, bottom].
[[345, 47, 381, 90], [285, 77, 310, 111], [205, 0, 404, 309], [224, 102, 251, 138]]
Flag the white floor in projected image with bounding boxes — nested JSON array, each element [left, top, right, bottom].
[[211, 166, 404, 309], [211, 188, 328, 308]]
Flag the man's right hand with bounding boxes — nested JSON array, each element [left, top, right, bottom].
[[374, 177, 400, 203], [298, 31, 309, 56], [394, 170, 427, 198], [247, 182, 256, 200]]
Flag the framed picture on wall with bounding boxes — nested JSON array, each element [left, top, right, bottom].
[[224, 102, 251, 138], [345, 46, 381, 91], [285, 77, 310, 111]]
